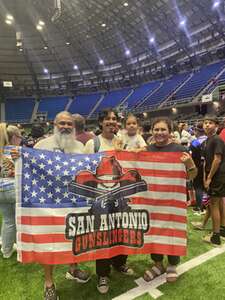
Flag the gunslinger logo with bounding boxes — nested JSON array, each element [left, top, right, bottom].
[[66, 156, 149, 255]]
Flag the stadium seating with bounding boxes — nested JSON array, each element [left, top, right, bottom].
[[167, 61, 225, 104], [37, 96, 70, 120], [126, 81, 161, 108], [139, 73, 189, 108], [5, 97, 35, 123], [94, 88, 131, 113], [68, 93, 103, 116]]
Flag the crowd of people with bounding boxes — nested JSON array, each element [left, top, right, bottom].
[[0, 109, 225, 300]]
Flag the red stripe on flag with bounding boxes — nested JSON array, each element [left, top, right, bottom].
[[131, 197, 187, 209], [21, 216, 65, 226], [114, 151, 184, 163], [151, 213, 187, 223], [123, 168, 186, 179], [148, 227, 187, 239], [148, 184, 186, 194], [19, 243, 186, 264], [21, 233, 68, 244]]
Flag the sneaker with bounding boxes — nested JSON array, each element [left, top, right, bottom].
[[65, 268, 90, 283], [220, 228, 225, 239], [1, 247, 16, 259], [44, 284, 59, 300], [203, 233, 221, 246], [117, 264, 134, 276], [192, 207, 200, 212], [97, 276, 109, 294], [191, 221, 204, 230]]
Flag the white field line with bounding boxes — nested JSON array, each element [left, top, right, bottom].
[[112, 243, 225, 300]]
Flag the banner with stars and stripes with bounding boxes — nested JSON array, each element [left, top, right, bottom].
[[16, 147, 187, 264]]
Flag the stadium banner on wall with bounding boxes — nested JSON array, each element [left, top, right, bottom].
[[15, 147, 187, 265]]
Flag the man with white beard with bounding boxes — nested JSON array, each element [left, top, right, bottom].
[[34, 111, 90, 300]]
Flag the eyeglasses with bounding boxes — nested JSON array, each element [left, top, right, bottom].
[[58, 121, 73, 126]]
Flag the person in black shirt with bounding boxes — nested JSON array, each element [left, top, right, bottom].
[[144, 117, 197, 283], [202, 115, 225, 246]]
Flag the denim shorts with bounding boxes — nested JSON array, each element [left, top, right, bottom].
[[0, 189, 16, 204]]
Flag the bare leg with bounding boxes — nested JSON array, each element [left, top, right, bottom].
[[43, 265, 54, 287], [202, 206, 211, 228], [210, 197, 221, 233], [219, 198, 225, 227]]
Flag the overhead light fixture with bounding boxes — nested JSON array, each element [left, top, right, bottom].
[[66, 41, 70, 45], [43, 68, 48, 74], [19, 48, 23, 52], [36, 24, 43, 31], [38, 20, 45, 26], [6, 14, 14, 21], [213, 1, 220, 8], [44, 46, 48, 50], [73, 64, 78, 70], [149, 37, 155, 43], [5, 19, 13, 25], [123, 2, 129, 6], [99, 59, 104, 65], [179, 19, 186, 27], [125, 49, 131, 56], [101, 23, 106, 27]]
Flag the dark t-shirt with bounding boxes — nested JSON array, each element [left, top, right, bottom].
[[203, 135, 225, 177], [147, 142, 186, 153]]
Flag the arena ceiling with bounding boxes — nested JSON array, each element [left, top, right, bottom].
[[0, 0, 225, 96]]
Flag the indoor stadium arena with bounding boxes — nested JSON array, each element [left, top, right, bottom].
[[0, 0, 225, 299]]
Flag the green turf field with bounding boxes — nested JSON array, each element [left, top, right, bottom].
[[0, 209, 224, 300]]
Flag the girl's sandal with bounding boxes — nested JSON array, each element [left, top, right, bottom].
[[166, 265, 178, 283], [143, 264, 165, 282]]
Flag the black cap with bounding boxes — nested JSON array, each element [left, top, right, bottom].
[[203, 114, 219, 125]]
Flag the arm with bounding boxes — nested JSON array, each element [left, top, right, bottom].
[[180, 152, 198, 180], [204, 154, 222, 189]]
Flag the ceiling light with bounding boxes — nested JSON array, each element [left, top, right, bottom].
[[73, 64, 78, 70], [66, 41, 70, 45], [99, 59, 104, 65], [123, 2, 129, 6], [125, 49, 131, 56], [179, 19, 186, 26], [36, 24, 43, 31], [101, 23, 106, 27], [149, 37, 155, 43], [38, 20, 45, 26], [6, 14, 14, 20], [5, 19, 13, 25], [19, 48, 23, 52], [43, 68, 48, 74], [44, 46, 48, 50], [213, 1, 220, 8]]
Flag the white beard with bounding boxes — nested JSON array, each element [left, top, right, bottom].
[[54, 127, 76, 152]]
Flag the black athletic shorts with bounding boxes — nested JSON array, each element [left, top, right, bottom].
[[208, 176, 225, 197]]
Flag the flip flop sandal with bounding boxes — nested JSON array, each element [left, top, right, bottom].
[[166, 265, 178, 283], [143, 265, 165, 282]]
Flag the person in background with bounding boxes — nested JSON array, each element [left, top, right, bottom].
[[190, 122, 207, 214], [202, 115, 225, 246], [219, 118, 225, 142], [72, 114, 94, 145], [0, 123, 23, 258]]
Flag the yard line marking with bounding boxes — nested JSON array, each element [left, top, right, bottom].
[[112, 243, 225, 300]]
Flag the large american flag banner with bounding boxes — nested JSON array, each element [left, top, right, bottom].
[[16, 147, 187, 264]]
